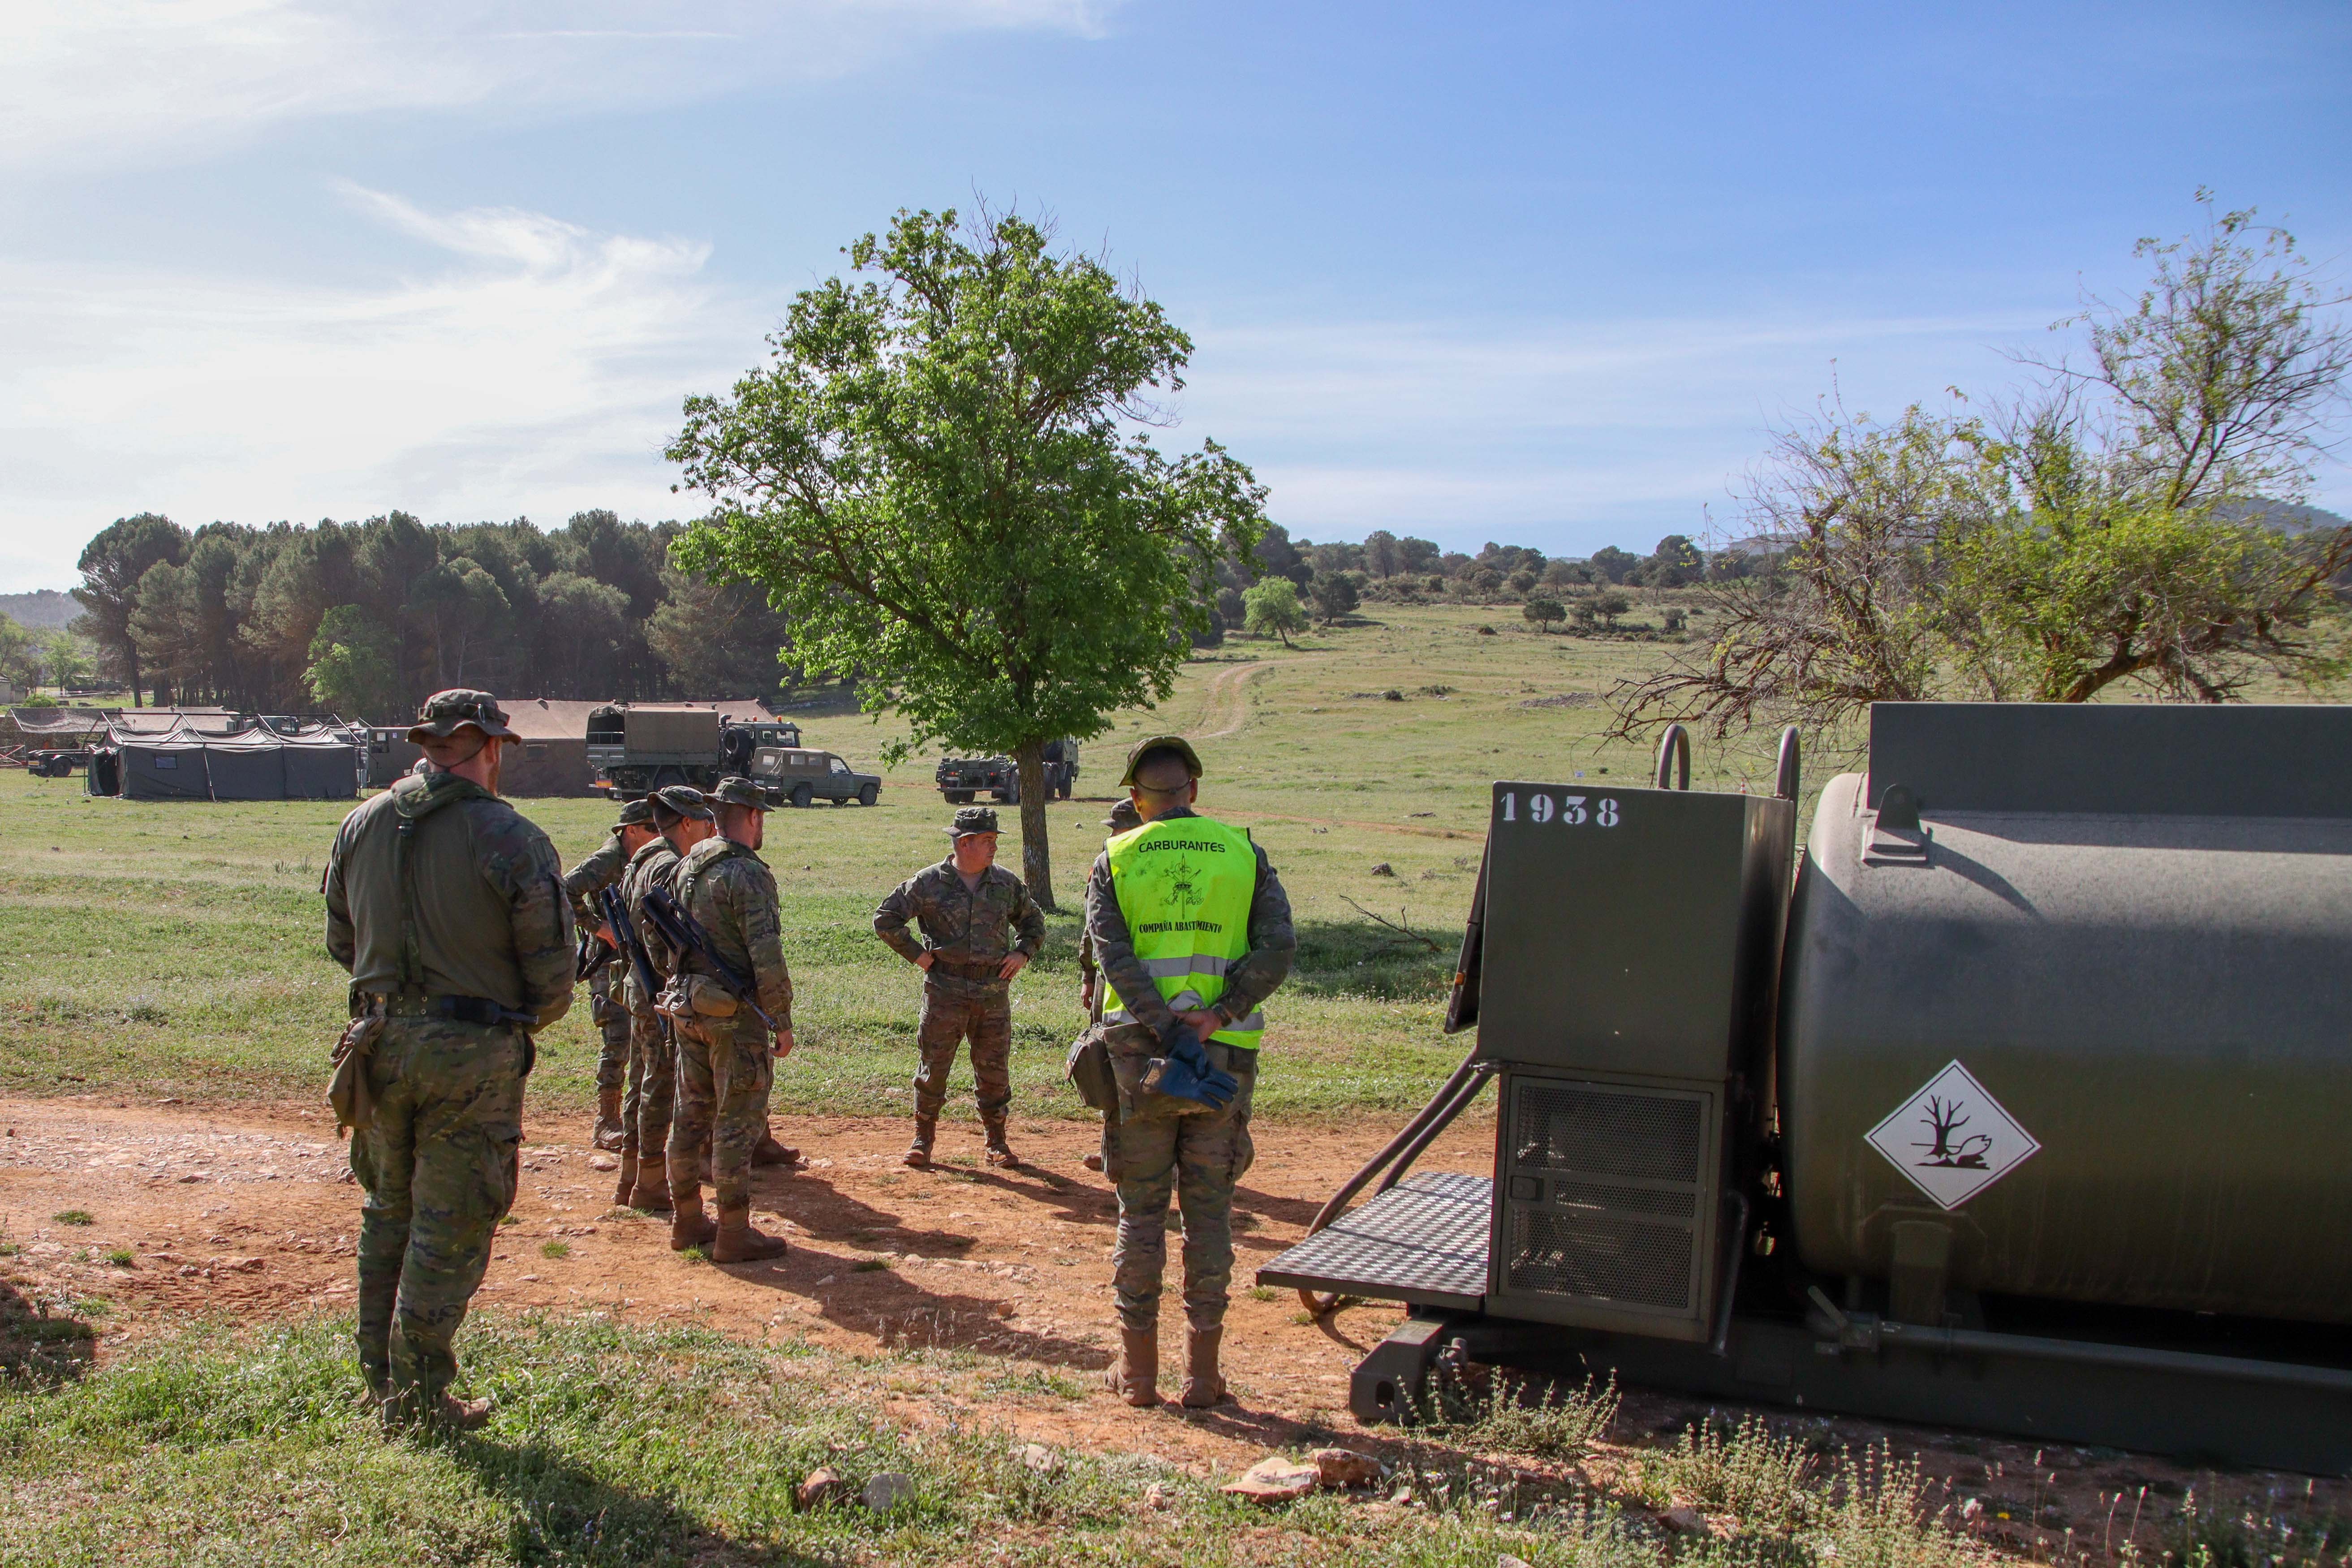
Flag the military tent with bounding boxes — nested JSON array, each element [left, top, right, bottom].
[[95, 717, 358, 801]]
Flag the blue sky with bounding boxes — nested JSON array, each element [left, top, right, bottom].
[[2, 0, 2346, 592]]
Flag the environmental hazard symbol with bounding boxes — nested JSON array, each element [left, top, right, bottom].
[[1864, 1061, 2040, 1210]]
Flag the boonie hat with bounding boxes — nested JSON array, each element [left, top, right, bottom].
[[612, 797, 656, 831], [711, 775, 769, 812], [1102, 799, 1144, 832], [1119, 734, 1202, 788], [650, 784, 715, 822], [948, 805, 1000, 837], [408, 689, 517, 742]]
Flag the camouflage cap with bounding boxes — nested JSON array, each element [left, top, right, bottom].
[[650, 783, 715, 822], [947, 805, 1000, 836], [407, 688, 517, 742], [710, 775, 769, 812], [1102, 798, 1144, 832], [1119, 733, 1202, 788], [612, 797, 657, 831]]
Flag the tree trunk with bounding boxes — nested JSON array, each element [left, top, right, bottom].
[[1014, 737, 1055, 912]]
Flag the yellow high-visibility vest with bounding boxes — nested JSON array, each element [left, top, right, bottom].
[[1106, 814, 1264, 1049]]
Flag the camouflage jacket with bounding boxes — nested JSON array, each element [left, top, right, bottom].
[[673, 836, 792, 1028], [616, 837, 682, 1010], [324, 771, 576, 1027], [563, 832, 629, 929], [874, 859, 1045, 978], [1082, 806, 1294, 1040]]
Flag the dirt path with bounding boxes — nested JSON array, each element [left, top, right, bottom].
[[1195, 660, 1271, 738], [5, 1095, 2335, 1535]]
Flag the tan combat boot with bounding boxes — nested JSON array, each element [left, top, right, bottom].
[[711, 1204, 789, 1263], [433, 1391, 495, 1431], [752, 1130, 799, 1168], [593, 1087, 625, 1151], [628, 1156, 672, 1214], [902, 1117, 936, 1170], [1180, 1327, 1228, 1409], [982, 1117, 1018, 1169], [669, 1188, 718, 1252], [611, 1150, 638, 1207], [1106, 1326, 1159, 1407]]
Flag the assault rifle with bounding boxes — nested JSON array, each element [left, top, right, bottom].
[[642, 886, 776, 1031], [598, 885, 664, 1016]]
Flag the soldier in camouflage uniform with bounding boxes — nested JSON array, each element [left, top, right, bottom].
[[1075, 798, 1143, 1174], [324, 689, 574, 1430], [607, 787, 704, 1209], [665, 775, 795, 1263], [565, 798, 659, 1152], [874, 805, 1046, 1170], [1087, 735, 1294, 1409]]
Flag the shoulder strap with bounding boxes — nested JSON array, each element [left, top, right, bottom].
[[394, 811, 424, 995]]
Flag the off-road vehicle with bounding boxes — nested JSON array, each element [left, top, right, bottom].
[[934, 739, 1077, 804], [751, 745, 881, 808]]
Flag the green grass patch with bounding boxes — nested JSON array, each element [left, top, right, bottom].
[[0, 1312, 2001, 1568], [52, 1211, 93, 1227]]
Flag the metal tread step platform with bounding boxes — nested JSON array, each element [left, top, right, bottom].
[[1256, 1170, 1492, 1311]]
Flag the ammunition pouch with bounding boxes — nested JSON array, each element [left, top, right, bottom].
[[1064, 1025, 1117, 1113], [684, 973, 740, 1018], [327, 1014, 385, 1136]]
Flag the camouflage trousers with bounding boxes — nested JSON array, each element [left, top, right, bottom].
[[623, 1004, 672, 1159], [1106, 1044, 1258, 1334], [588, 965, 631, 1093], [914, 978, 1013, 1126], [668, 1015, 772, 1210], [349, 1019, 525, 1421]]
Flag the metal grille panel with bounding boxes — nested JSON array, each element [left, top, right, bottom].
[[1514, 1084, 1702, 1182], [1255, 1171, 1491, 1310], [1508, 1207, 1694, 1309], [1553, 1180, 1696, 1219]]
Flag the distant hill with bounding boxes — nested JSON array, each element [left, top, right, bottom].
[[2223, 499, 2350, 536], [0, 590, 78, 630]]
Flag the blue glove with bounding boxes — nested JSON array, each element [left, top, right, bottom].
[[1152, 1023, 1239, 1111]]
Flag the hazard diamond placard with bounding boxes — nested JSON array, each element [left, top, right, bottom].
[[1865, 1060, 2041, 1210]]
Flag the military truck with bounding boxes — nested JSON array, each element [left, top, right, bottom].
[[750, 745, 881, 808], [935, 739, 1077, 804], [585, 703, 802, 797]]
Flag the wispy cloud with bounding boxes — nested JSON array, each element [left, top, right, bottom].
[[0, 0, 1121, 175], [1175, 311, 2053, 552], [0, 185, 758, 585]]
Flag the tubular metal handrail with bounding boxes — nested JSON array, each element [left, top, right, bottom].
[[1654, 724, 1691, 790]]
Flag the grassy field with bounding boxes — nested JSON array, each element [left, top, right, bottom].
[[1, 603, 1804, 1120], [6, 597, 2335, 1120]]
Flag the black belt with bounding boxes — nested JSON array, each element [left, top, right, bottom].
[[358, 992, 538, 1027]]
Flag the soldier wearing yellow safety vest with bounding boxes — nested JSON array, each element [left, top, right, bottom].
[[1084, 734, 1296, 1408]]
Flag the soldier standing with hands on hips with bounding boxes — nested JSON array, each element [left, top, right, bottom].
[[663, 776, 795, 1263], [874, 806, 1046, 1170], [324, 689, 575, 1430], [1088, 735, 1294, 1409]]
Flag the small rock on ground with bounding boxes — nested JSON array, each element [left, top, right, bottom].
[[796, 1467, 848, 1511], [1307, 1447, 1383, 1489], [1222, 1456, 1321, 1505], [861, 1472, 915, 1512], [1017, 1443, 1062, 1475]]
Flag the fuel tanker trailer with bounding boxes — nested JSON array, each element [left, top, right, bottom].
[[1260, 701, 2352, 1471]]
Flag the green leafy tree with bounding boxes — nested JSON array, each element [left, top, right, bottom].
[[645, 569, 794, 698], [1593, 590, 1633, 629], [1307, 569, 1359, 625], [1523, 597, 1566, 633], [0, 613, 34, 690], [1242, 577, 1308, 646], [1646, 534, 1705, 587], [303, 605, 404, 718], [73, 513, 187, 704], [667, 207, 1268, 905]]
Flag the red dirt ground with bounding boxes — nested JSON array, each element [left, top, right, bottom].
[[5, 1095, 2342, 1556]]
